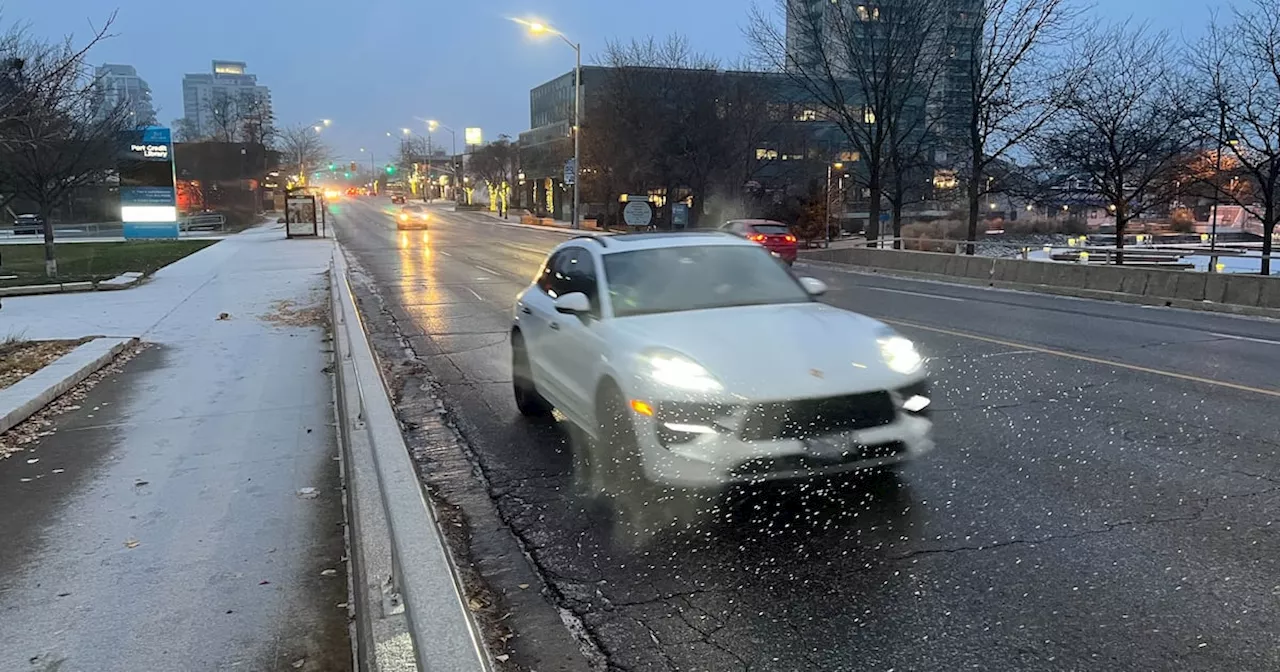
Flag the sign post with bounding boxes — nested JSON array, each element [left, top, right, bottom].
[[563, 159, 576, 186], [118, 127, 179, 239], [285, 189, 319, 238]]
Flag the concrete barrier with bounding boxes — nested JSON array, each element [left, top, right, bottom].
[[1260, 276, 1280, 309], [1174, 273, 1208, 302], [1118, 270, 1151, 296], [1084, 265, 1129, 294], [798, 246, 1280, 314], [1142, 269, 1181, 301], [330, 250, 493, 672]]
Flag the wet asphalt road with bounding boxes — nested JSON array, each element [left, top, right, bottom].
[[334, 197, 1280, 672]]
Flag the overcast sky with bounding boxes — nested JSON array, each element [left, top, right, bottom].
[[17, 0, 1221, 161]]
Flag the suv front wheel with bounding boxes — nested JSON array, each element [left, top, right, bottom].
[[511, 331, 551, 417]]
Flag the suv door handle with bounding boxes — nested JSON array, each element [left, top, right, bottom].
[[549, 322, 560, 330]]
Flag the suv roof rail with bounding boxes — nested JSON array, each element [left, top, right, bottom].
[[570, 234, 608, 247]]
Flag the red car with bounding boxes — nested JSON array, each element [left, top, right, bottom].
[[721, 219, 798, 264]]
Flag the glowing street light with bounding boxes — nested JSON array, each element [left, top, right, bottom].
[[514, 16, 581, 229]]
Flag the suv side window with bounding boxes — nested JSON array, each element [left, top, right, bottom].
[[536, 252, 563, 294], [562, 249, 599, 305]]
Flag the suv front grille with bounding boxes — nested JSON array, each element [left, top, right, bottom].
[[739, 391, 896, 441]]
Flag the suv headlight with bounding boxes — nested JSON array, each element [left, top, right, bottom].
[[642, 351, 722, 392], [878, 333, 923, 375]]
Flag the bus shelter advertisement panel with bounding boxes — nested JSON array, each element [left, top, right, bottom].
[[118, 127, 179, 238]]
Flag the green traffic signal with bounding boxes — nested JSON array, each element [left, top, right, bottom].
[[328, 163, 336, 171], [385, 165, 395, 174], [344, 172, 351, 178]]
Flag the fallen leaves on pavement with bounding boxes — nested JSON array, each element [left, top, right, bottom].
[[0, 341, 147, 461], [259, 298, 328, 328], [0, 338, 91, 391]]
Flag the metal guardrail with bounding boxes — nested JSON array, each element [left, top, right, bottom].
[[1, 214, 226, 239], [329, 249, 492, 672], [860, 236, 1279, 271]]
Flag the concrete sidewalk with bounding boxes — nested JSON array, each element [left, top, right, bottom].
[[0, 226, 350, 671]]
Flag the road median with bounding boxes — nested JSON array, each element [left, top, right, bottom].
[[329, 247, 493, 672], [801, 246, 1280, 319]]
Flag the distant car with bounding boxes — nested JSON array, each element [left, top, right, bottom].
[[389, 191, 407, 204], [721, 219, 798, 265], [12, 214, 43, 236], [511, 232, 934, 490], [397, 204, 430, 230]]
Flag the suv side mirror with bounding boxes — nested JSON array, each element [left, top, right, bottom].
[[553, 292, 592, 314], [798, 277, 828, 296]]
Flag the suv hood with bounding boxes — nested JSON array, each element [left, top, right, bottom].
[[618, 302, 919, 400]]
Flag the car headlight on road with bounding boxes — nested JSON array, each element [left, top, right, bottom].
[[878, 333, 923, 375], [642, 351, 722, 392]]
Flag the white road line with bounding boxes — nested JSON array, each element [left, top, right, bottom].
[[861, 286, 966, 303], [466, 287, 484, 301], [439, 250, 452, 257], [474, 264, 500, 276], [1209, 332, 1280, 346]]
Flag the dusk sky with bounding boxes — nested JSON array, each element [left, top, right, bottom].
[[18, 0, 1219, 161]]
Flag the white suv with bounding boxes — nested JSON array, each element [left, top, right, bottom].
[[511, 232, 934, 489]]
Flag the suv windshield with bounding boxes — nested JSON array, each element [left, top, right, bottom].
[[603, 244, 809, 317]]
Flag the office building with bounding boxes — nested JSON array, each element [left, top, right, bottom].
[[181, 60, 272, 139], [94, 64, 157, 127]]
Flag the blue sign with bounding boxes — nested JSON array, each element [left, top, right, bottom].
[[118, 126, 179, 239], [672, 203, 690, 229], [122, 223, 180, 239]]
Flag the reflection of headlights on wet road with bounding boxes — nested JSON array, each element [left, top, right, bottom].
[[643, 351, 722, 392], [422, 232, 429, 244], [878, 334, 923, 375], [398, 232, 408, 247]]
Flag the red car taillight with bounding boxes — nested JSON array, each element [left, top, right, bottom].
[[748, 233, 766, 242], [784, 234, 797, 243]]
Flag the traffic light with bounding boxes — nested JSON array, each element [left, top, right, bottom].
[[328, 163, 336, 171], [344, 172, 351, 179], [350, 162, 358, 173], [385, 165, 395, 174]]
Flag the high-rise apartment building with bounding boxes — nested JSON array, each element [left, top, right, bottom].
[[181, 60, 272, 139], [94, 64, 158, 127]]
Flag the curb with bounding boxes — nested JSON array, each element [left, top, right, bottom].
[[0, 272, 144, 296], [329, 247, 493, 672], [0, 337, 136, 434], [798, 259, 1280, 321]]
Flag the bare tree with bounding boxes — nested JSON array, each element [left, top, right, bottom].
[[238, 91, 274, 146], [467, 135, 519, 213], [957, 0, 1081, 252], [171, 116, 204, 142], [0, 13, 127, 277], [1191, 0, 1280, 275], [204, 90, 239, 142], [1037, 23, 1198, 263], [748, 0, 952, 243], [277, 124, 329, 184]]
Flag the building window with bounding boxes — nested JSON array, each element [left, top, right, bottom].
[[756, 148, 780, 161], [838, 150, 861, 162], [863, 107, 876, 124], [856, 5, 880, 21], [795, 109, 819, 122]]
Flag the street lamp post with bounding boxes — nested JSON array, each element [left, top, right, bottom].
[[826, 162, 844, 247], [427, 121, 459, 202], [521, 19, 581, 229]]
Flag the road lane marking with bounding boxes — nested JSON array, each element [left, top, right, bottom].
[[860, 286, 966, 302], [1208, 332, 1280, 346], [474, 264, 499, 276], [466, 287, 484, 301], [886, 318, 1280, 398], [439, 251, 452, 257]]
